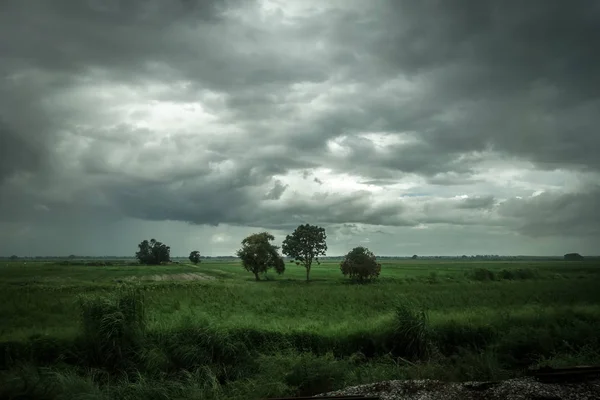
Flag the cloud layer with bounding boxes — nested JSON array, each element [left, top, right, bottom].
[[1, 0, 599, 256]]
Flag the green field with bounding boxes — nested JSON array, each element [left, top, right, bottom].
[[1, 259, 599, 399]]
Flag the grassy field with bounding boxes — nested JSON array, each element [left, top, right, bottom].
[[1, 259, 599, 399]]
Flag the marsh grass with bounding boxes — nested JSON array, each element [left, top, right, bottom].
[[1, 260, 600, 399]]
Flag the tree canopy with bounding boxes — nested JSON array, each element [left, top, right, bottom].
[[282, 224, 327, 281], [189, 250, 201, 265], [564, 253, 584, 261], [236, 232, 285, 281], [135, 239, 171, 265], [340, 246, 382, 283]]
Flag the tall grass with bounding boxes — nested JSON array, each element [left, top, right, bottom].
[[77, 288, 146, 373], [1, 260, 600, 399], [389, 301, 432, 360]]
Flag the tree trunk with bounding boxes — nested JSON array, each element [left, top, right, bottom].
[[254, 272, 260, 281], [306, 266, 310, 282]]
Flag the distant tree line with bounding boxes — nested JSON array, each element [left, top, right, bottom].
[[132, 224, 383, 283]]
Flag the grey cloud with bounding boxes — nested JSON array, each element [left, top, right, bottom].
[[0, 120, 43, 182], [273, 0, 600, 178], [427, 173, 485, 186], [456, 196, 496, 210], [264, 180, 288, 200], [498, 187, 600, 237], [1, 0, 599, 255]]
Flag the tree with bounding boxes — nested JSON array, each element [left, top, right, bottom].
[[340, 246, 381, 283], [236, 232, 285, 281], [189, 250, 201, 265], [282, 224, 327, 282], [9, 255, 18, 260], [411, 254, 418, 259], [135, 238, 171, 265], [564, 253, 584, 261]]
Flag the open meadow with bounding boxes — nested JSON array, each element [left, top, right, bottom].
[[1, 259, 600, 399]]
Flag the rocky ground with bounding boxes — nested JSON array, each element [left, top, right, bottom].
[[318, 377, 600, 400]]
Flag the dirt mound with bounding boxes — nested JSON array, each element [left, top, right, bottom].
[[117, 273, 214, 282], [148, 273, 213, 281], [318, 377, 600, 400]]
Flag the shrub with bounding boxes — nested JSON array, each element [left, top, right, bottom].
[[387, 301, 432, 360], [435, 321, 498, 354], [513, 269, 538, 280], [469, 268, 496, 281], [340, 246, 381, 283], [77, 289, 146, 373], [499, 269, 515, 280], [284, 352, 347, 397], [499, 269, 538, 281]]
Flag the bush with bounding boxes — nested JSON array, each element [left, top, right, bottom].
[[435, 321, 498, 354], [77, 289, 146, 373], [499, 269, 538, 281], [340, 247, 381, 283], [284, 352, 347, 397], [387, 301, 432, 360], [469, 268, 496, 281]]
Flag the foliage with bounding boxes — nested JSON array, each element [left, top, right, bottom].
[[282, 224, 327, 281], [340, 246, 381, 282], [9, 255, 18, 260], [78, 289, 146, 372], [135, 239, 170, 265], [468, 268, 539, 281], [389, 301, 432, 360], [469, 268, 496, 281], [564, 252, 584, 261], [284, 352, 347, 396], [236, 232, 285, 281], [189, 251, 202, 265], [1, 260, 600, 399]]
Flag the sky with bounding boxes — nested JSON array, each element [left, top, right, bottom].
[[1, 0, 599, 257]]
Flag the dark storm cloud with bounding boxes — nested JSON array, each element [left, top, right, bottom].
[[1, 0, 599, 253], [264, 180, 288, 200], [0, 0, 237, 77], [253, 0, 600, 179], [357, 0, 600, 172], [498, 187, 600, 237], [456, 196, 496, 210], [0, 120, 43, 182]]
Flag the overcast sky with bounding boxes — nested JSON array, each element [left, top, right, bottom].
[[1, 0, 599, 257]]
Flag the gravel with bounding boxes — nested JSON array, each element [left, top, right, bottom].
[[317, 377, 600, 400]]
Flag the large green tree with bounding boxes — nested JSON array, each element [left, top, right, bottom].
[[135, 238, 171, 265], [236, 232, 285, 281], [282, 224, 327, 281], [189, 250, 201, 265], [340, 246, 381, 283]]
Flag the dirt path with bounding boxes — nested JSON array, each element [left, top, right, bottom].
[[319, 378, 600, 400]]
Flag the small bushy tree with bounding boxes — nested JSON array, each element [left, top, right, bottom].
[[340, 246, 381, 283], [135, 238, 170, 265], [189, 250, 201, 265], [564, 253, 584, 261], [282, 224, 327, 281], [236, 232, 285, 281]]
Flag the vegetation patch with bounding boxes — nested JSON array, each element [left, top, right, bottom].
[[1, 259, 599, 399]]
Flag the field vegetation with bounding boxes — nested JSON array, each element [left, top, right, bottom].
[[1, 256, 599, 399]]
